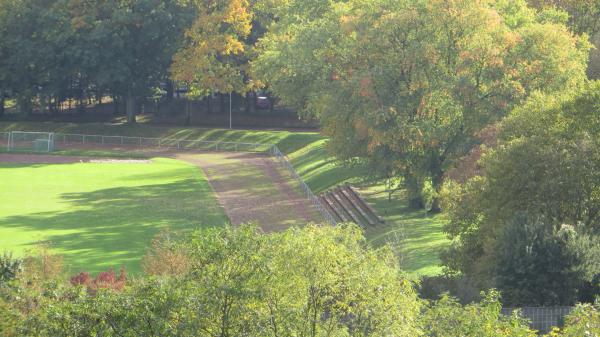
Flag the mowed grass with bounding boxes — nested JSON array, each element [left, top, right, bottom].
[[1, 121, 449, 276], [0, 158, 227, 274], [287, 140, 449, 277]]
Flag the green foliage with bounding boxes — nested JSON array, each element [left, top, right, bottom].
[[14, 224, 424, 336], [421, 290, 535, 336], [442, 82, 600, 305], [0, 0, 194, 120], [494, 216, 600, 306], [0, 252, 22, 286], [546, 302, 600, 336], [254, 0, 590, 211]]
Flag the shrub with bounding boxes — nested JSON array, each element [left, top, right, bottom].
[[70, 268, 126, 294], [0, 252, 22, 286]]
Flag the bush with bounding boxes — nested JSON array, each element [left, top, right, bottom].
[[0, 252, 22, 286], [421, 290, 535, 336], [546, 302, 600, 336], [418, 274, 480, 304]]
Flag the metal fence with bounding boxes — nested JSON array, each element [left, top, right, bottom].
[[270, 145, 338, 225], [501, 306, 573, 333], [53, 133, 272, 153]]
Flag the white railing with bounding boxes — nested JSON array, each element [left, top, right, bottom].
[[54, 133, 271, 153]]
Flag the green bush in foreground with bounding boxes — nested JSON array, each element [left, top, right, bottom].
[[1, 224, 597, 336]]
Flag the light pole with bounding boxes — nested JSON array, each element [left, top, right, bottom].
[[229, 92, 232, 129]]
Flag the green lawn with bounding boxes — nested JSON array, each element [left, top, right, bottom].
[[1, 121, 449, 276], [0, 158, 227, 274], [286, 142, 448, 276]]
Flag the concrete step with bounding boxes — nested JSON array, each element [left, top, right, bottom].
[[345, 185, 385, 224], [331, 188, 367, 227], [339, 186, 379, 226]]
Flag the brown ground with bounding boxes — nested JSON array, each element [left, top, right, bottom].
[[0, 147, 324, 231], [177, 152, 323, 231]]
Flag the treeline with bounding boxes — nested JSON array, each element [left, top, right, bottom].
[[1, 225, 598, 336], [0, 0, 269, 123], [0, 0, 196, 122], [253, 0, 600, 307]]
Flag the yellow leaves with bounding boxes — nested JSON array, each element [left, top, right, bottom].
[[224, 36, 245, 55], [171, 0, 253, 94]]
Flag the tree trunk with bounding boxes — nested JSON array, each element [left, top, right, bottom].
[[126, 91, 136, 124], [219, 93, 225, 113], [18, 94, 33, 119], [165, 80, 174, 102], [113, 96, 120, 115], [246, 92, 256, 114], [429, 167, 444, 214], [404, 173, 425, 210], [185, 99, 191, 126], [0, 94, 4, 119]]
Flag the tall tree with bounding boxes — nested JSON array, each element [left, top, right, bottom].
[[171, 0, 255, 119], [254, 0, 590, 212], [442, 82, 600, 304]]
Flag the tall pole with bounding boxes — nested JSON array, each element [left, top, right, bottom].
[[229, 92, 232, 129]]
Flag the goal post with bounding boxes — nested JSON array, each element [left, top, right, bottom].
[[7, 131, 55, 153]]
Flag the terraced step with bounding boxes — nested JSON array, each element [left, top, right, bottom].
[[339, 186, 379, 226], [318, 184, 385, 228], [344, 185, 385, 224], [319, 195, 344, 223], [330, 190, 364, 226], [323, 192, 353, 223]]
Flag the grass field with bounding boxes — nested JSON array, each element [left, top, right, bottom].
[[0, 121, 449, 276], [0, 158, 227, 274]]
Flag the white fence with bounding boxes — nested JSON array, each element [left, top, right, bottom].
[[53, 133, 272, 153], [501, 306, 573, 333], [270, 145, 338, 226], [0, 131, 337, 225]]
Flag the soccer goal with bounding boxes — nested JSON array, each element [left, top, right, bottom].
[[7, 131, 55, 153]]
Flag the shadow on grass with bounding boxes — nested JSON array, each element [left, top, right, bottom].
[[0, 179, 227, 275]]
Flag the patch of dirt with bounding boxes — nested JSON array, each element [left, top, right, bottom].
[[177, 152, 324, 231]]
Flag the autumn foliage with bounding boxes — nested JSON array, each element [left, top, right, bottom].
[[70, 268, 126, 294]]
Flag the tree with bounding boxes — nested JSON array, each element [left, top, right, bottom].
[[13, 224, 423, 336], [421, 290, 535, 336], [442, 82, 600, 305], [254, 0, 590, 211], [171, 0, 255, 123]]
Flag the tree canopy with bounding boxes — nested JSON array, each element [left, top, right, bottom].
[[253, 0, 591, 212]]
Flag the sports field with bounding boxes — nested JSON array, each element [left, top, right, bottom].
[[0, 156, 227, 274]]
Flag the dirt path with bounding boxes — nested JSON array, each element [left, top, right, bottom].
[[177, 152, 323, 231]]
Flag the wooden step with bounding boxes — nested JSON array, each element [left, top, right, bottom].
[[339, 186, 378, 226], [345, 185, 385, 224], [323, 192, 352, 223], [319, 195, 343, 223], [331, 189, 366, 227]]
